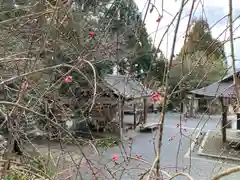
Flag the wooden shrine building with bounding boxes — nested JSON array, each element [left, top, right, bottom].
[[69, 74, 152, 140], [190, 69, 240, 142]]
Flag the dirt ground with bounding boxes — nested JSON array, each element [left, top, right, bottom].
[[199, 131, 240, 163]]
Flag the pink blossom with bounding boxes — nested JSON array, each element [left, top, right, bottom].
[[112, 154, 118, 161], [136, 154, 142, 159], [168, 136, 176, 141], [89, 31, 95, 37], [63, 76, 73, 83], [156, 17, 162, 22], [151, 93, 161, 102]]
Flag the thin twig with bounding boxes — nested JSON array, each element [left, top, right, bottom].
[[147, 0, 186, 179]]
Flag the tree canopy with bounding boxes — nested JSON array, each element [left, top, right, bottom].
[[170, 18, 227, 89], [180, 18, 225, 60]]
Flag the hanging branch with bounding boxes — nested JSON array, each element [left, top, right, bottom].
[[212, 166, 240, 180], [176, 0, 196, 173], [147, 0, 186, 179], [142, 0, 152, 24]]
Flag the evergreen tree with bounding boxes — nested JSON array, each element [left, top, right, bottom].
[[180, 18, 225, 59], [102, 0, 163, 80]]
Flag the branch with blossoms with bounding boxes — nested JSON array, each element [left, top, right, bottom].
[[0, 0, 239, 180]]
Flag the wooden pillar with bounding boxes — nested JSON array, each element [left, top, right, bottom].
[[220, 98, 227, 143], [236, 103, 240, 130], [222, 108, 227, 143], [133, 103, 137, 129], [118, 98, 124, 141], [237, 112, 240, 130], [143, 98, 147, 124], [189, 95, 194, 117]]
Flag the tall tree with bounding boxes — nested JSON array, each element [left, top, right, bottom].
[[170, 18, 227, 89], [180, 18, 225, 59], [102, 0, 159, 80]]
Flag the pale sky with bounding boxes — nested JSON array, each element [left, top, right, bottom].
[[134, 0, 240, 67]]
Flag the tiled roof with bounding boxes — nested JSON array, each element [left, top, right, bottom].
[[190, 68, 240, 98], [104, 74, 153, 99], [190, 82, 235, 97]]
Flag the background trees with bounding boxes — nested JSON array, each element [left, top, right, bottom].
[[169, 18, 227, 90], [0, 0, 165, 129], [103, 0, 164, 80]]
